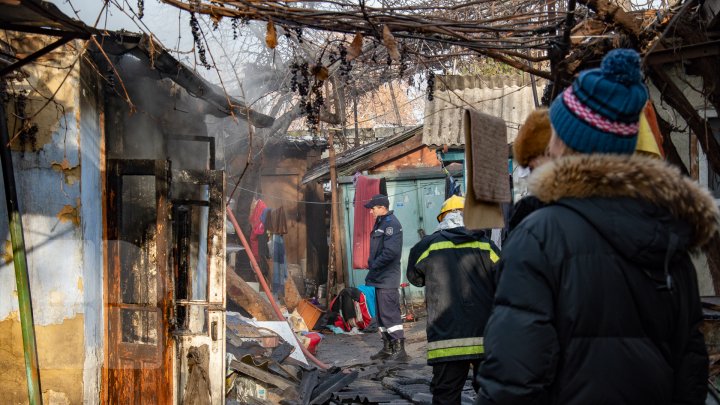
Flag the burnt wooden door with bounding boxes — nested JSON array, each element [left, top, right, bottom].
[[105, 159, 172, 404], [171, 169, 226, 404]]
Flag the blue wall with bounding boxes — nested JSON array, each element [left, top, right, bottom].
[[341, 175, 463, 301]]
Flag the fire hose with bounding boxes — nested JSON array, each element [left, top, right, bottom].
[[226, 206, 330, 370]]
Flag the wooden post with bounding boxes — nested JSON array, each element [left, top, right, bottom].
[[353, 91, 360, 147], [690, 131, 699, 181], [388, 81, 403, 127], [327, 128, 344, 304]]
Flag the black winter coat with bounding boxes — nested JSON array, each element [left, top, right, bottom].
[[477, 155, 717, 405], [407, 226, 499, 364], [366, 211, 403, 289]]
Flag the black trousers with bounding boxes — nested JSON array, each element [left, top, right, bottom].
[[430, 359, 480, 405], [375, 287, 404, 340]]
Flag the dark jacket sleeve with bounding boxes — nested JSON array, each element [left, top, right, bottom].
[[672, 254, 709, 405], [476, 227, 559, 405], [406, 243, 425, 287], [369, 222, 402, 271]]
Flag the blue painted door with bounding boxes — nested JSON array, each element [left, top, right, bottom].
[[342, 178, 449, 301]]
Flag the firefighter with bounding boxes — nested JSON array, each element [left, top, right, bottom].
[[363, 193, 408, 362], [407, 195, 499, 405]]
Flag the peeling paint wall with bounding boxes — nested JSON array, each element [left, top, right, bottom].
[[0, 35, 104, 403]]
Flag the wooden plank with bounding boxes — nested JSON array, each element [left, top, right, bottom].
[[229, 360, 296, 390]]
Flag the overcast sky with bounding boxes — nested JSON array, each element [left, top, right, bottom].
[[50, 0, 194, 53]]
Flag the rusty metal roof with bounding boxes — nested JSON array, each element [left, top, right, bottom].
[[422, 75, 545, 147], [301, 126, 422, 184]]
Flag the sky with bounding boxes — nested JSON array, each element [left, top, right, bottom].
[[51, 0, 187, 48]]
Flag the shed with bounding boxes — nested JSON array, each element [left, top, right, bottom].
[[303, 127, 464, 301]]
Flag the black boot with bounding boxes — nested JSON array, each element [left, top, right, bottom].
[[370, 335, 393, 360], [388, 339, 410, 362]]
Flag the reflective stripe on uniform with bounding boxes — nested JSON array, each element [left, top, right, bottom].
[[416, 241, 499, 265], [378, 327, 387, 332], [387, 324, 404, 333], [427, 345, 484, 360], [427, 337, 484, 351]]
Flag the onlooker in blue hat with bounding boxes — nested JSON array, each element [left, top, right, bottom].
[[476, 49, 718, 405]]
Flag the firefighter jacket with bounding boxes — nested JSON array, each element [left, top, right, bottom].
[[365, 211, 403, 289], [476, 155, 715, 405], [406, 226, 499, 364]]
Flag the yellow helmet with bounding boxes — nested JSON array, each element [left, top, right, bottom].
[[437, 195, 465, 222]]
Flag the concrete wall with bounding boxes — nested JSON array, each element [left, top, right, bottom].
[[0, 36, 103, 404], [647, 65, 717, 296]]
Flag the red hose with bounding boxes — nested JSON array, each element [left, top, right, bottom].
[[226, 206, 330, 369]]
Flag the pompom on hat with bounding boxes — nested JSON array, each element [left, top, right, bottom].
[[549, 49, 648, 154]]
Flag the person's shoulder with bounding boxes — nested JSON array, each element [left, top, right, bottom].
[[385, 213, 402, 228]]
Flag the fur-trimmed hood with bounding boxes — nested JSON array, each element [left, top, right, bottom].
[[529, 154, 719, 249]]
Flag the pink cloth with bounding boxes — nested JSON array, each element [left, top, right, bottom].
[[353, 176, 380, 269], [249, 199, 267, 260]]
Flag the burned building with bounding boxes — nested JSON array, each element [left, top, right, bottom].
[[0, 1, 273, 402]]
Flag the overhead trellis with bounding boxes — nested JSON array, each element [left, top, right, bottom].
[[160, 0, 678, 82], [160, 0, 575, 79]]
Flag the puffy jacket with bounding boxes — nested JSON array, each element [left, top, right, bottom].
[[365, 211, 403, 289], [407, 226, 499, 364], [477, 155, 717, 405]]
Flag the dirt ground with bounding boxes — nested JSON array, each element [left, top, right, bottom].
[[312, 308, 478, 404], [314, 312, 430, 369]]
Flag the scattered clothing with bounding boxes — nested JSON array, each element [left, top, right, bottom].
[[267, 206, 288, 235], [357, 285, 377, 318], [328, 287, 372, 331], [271, 235, 287, 298], [248, 199, 267, 261]]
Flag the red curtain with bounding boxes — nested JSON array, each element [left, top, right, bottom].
[[352, 176, 380, 269]]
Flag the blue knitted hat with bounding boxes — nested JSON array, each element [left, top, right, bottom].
[[549, 49, 648, 154]]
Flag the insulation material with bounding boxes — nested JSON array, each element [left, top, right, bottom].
[[463, 109, 510, 229]]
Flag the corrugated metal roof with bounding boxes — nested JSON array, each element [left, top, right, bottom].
[[301, 126, 422, 184], [422, 75, 546, 147]]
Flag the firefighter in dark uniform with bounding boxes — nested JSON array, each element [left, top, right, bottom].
[[406, 195, 499, 405], [363, 194, 408, 362]]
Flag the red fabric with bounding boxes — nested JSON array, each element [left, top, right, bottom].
[[303, 332, 322, 355], [248, 199, 267, 260], [329, 292, 372, 331], [353, 176, 380, 269]]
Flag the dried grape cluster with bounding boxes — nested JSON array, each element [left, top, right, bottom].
[[327, 45, 352, 79], [289, 61, 325, 132], [230, 17, 249, 40], [398, 50, 409, 77], [426, 70, 435, 101], [189, 13, 211, 70]]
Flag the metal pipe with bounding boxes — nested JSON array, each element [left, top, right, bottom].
[[0, 93, 42, 403], [226, 206, 330, 370]]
